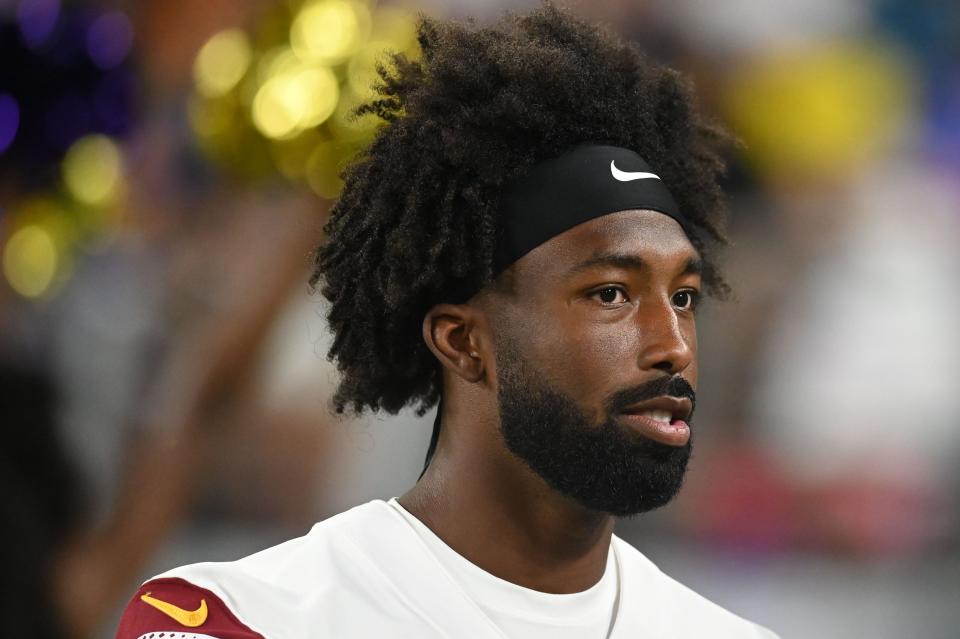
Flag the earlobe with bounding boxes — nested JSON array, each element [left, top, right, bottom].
[[422, 304, 486, 383]]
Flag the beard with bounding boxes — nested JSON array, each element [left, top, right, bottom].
[[495, 341, 695, 517]]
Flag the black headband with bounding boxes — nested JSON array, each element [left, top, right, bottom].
[[493, 144, 689, 276], [421, 144, 688, 475]]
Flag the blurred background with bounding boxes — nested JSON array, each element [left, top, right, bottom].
[[1, 0, 958, 637]]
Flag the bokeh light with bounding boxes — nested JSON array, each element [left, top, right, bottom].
[[17, 0, 61, 48], [3, 224, 59, 298], [369, 5, 418, 50], [194, 29, 253, 99], [186, 1, 417, 196], [256, 46, 300, 87], [62, 134, 123, 205], [724, 42, 912, 180], [346, 41, 390, 100], [290, 0, 371, 65], [188, 95, 235, 139], [86, 11, 134, 69], [306, 140, 349, 198], [252, 65, 339, 139], [328, 88, 380, 143], [270, 129, 323, 180], [0, 94, 20, 153], [93, 71, 136, 135]]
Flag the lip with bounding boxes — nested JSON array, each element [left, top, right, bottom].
[[619, 396, 693, 422], [616, 396, 693, 447]]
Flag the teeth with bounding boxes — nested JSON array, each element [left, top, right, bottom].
[[640, 409, 672, 423]]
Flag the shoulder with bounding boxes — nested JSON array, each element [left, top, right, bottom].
[[116, 577, 264, 639], [612, 536, 781, 639], [116, 500, 396, 639]]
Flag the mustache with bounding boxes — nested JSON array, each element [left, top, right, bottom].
[[604, 376, 696, 418]]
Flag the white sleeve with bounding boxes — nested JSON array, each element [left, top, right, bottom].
[[754, 623, 782, 639]]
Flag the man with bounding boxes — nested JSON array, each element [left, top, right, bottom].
[[117, 5, 779, 638]]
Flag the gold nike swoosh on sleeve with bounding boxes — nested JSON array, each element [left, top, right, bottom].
[[140, 593, 208, 627]]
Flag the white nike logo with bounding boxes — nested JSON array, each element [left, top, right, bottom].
[[610, 160, 660, 181]]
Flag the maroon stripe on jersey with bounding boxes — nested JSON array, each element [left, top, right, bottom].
[[115, 577, 266, 639]]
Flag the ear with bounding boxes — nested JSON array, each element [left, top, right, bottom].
[[422, 303, 487, 383]]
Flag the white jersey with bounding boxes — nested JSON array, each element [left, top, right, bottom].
[[386, 498, 620, 639], [116, 499, 779, 639]]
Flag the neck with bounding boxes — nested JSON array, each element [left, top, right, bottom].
[[398, 407, 615, 594]]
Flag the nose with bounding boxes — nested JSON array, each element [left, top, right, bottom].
[[635, 299, 695, 375]]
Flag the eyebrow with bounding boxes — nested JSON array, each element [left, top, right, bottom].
[[568, 252, 703, 277]]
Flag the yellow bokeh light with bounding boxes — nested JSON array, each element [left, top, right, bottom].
[[3, 224, 59, 298], [347, 40, 390, 99], [723, 42, 911, 181], [62, 135, 123, 205], [290, 0, 371, 65], [329, 87, 380, 143], [297, 67, 340, 127], [370, 6, 418, 54], [252, 65, 339, 139], [188, 95, 236, 138], [256, 46, 298, 86], [194, 29, 252, 98], [306, 141, 349, 199], [270, 129, 322, 180]]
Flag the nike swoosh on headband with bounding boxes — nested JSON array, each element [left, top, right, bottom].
[[610, 160, 660, 181]]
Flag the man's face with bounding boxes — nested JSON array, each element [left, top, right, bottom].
[[489, 209, 701, 516]]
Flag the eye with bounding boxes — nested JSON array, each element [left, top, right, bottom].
[[591, 286, 629, 306], [672, 289, 700, 311]]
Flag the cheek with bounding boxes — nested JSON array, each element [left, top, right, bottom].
[[534, 318, 641, 392], [683, 321, 699, 386], [581, 323, 639, 368]]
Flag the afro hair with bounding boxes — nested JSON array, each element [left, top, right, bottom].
[[311, 3, 732, 416]]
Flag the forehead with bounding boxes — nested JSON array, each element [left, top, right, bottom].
[[510, 209, 699, 280]]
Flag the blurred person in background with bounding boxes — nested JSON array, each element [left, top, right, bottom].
[[2, 182, 328, 639], [0, 362, 82, 639], [116, 5, 779, 638], [617, 2, 960, 635], [651, 0, 960, 555], [1, 2, 334, 636]]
